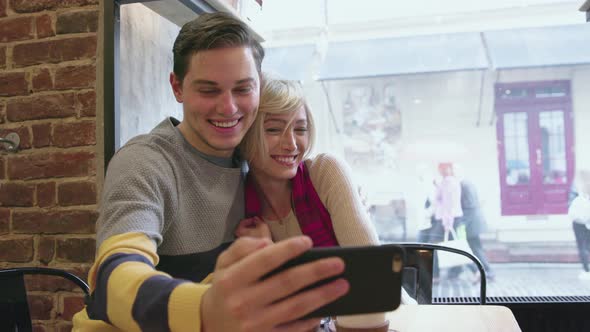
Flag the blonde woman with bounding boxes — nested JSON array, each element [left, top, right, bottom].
[[235, 77, 392, 332]]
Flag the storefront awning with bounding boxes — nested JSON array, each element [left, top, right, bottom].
[[262, 44, 316, 81], [317, 32, 489, 81], [263, 24, 590, 82], [484, 24, 590, 69]]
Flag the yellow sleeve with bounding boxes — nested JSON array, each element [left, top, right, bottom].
[[74, 232, 210, 332]]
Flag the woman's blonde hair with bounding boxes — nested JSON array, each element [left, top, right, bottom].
[[240, 75, 316, 164]]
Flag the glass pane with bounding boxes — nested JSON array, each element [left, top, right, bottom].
[[258, 0, 584, 307], [500, 87, 528, 99], [535, 86, 567, 98], [504, 113, 530, 185], [539, 110, 567, 184]]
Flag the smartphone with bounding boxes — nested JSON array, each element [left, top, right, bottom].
[[264, 244, 405, 318]]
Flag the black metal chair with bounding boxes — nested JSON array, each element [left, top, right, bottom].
[[0, 267, 90, 332], [399, 242, 487, 305]]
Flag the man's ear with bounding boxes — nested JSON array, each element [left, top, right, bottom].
[[170, 72, 183, 103]]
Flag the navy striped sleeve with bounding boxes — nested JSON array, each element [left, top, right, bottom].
[[86, 253, 153, 323], [132, 275, 189, 332]]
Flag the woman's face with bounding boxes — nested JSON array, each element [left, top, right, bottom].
[[250, 105, 309, 181]]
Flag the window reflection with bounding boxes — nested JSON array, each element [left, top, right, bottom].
[[539, 111, 567, 184], [504, 112, 530, 186]]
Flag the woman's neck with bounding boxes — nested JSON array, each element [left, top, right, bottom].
[[251, 173, 292, 220]]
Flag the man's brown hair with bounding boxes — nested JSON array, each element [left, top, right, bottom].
[[172, 12, 265, 82]]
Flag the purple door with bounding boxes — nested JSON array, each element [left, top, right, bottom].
[[496, 81, 574, 216]]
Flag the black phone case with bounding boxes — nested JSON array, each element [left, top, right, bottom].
[[265, 244, 405, 318]]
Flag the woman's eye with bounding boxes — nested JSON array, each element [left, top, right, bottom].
[[295, 128, 308, 134], [265, 128, 282, 134]]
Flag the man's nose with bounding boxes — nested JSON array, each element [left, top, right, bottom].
[[217, 91, 238, 115]]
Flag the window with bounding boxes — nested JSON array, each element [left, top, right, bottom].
[[110, 0, 590, 320], [260, 0, 590, 305]]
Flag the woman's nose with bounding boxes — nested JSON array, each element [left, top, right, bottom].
[[281, 131, 297, 151]]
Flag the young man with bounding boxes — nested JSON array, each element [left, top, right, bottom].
[[73, 12, 349, 332]]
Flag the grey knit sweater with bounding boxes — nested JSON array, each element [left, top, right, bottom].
[[96, 117, 246, 281]]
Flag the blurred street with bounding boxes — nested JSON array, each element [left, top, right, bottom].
[[433, 263, 590, 299]]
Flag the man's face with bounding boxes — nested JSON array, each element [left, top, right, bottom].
[[170, 46, 260, 158]]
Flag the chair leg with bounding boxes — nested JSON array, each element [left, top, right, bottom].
[[0, 275, 32, 332]]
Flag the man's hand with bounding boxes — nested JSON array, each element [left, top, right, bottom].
[[201, 236, 349, 332], [235, 216, 273, 241]]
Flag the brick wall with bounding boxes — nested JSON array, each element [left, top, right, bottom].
[[0, 0, 100, 331]]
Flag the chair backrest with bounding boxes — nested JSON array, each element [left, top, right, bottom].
[[0, 267, 90, 332], [399, 243, 487, 305]]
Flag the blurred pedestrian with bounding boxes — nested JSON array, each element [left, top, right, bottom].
[[460, 179, 495, 281], [569, 170, 590, 280]]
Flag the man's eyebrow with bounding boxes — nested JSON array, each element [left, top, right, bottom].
[[236, 77, 256, 85], [191, 80, 217, 86], [190, 78, 256, 86]]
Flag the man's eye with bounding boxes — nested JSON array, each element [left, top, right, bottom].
[[199, 89, 219, 95], [235, 87, 252, 94]]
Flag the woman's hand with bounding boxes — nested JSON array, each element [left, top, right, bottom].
[[235, 216, 273, 241]]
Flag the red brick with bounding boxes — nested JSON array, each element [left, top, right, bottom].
[[11, 0, 98, 13], [6, 93, 76, 122], [38, 236, 55, 264], [0, 0, 6, 17], [24, 266, 88, 292], [55, 65, 95, 90], [32, 68, 53, 92], [11, 0, 58, 12], [55, 237, 95, 263], [60, 295, 85, 320], [28, 293, 54, 320], [0, 16, 34, 42], [0, 236, 34, 262], [13, 36, 97, 68], [0, 208, 9, 234], [32, 122, 52, 148], [53, 120, 95, 147], [0, 46, 6, 69], [13, 209, 97, 234], [77, 90, 95, 117], [57, 9, 98, 34], [0, 71, 29, 97], [36, 14, 54, 38], [7, 151, 96, 180], [36, 181, 55, 207], [58, 181, 96, 206], [0, 126, 31, 150], [0, 182, 35, 206]]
